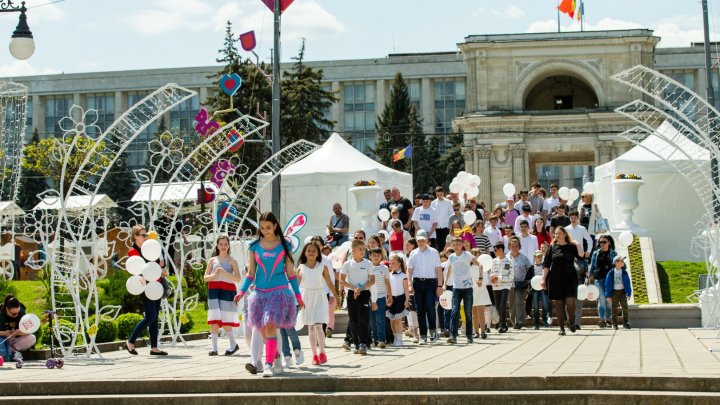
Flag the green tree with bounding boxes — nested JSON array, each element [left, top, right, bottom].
[[280, 40, 337, 145], [374, 72, 411, 171], [22, 134, 111, 196], [407, 104, 436, 195], [18, 129, 47, 210], [100, 133, 137, 223], [438, 129, 465, 188]]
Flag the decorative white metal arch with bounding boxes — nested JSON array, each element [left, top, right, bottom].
[[612, 65, 720, 333]]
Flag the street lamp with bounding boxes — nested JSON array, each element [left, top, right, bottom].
[[1, 1, 34, 60]]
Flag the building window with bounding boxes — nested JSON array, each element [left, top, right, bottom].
[[343, 82, 376, 154], [434, 79, 465, 134], [126, 91, 158, 170], [170, 94, 200, 137], [664, 70, 696, 118], [85, 93, 115, 136], [44, 95, 73, 137], [408, 80, 421, 112], [536, 165, 593, 193]]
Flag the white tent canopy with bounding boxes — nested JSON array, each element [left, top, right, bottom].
[[0, 201, 24, 216], [595, 121, 709, 261], [259, 133, 413, 242], [33, 194, 118, 211], [131, 181, 235, 203]]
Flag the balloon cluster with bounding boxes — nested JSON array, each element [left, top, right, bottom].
[[558, 186, 580, 206], [617, 231, 634, 248], [449, 172, 482, 199], [125, 239, 165, 300]]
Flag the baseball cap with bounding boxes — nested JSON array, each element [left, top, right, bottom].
[[416, 230, 428, 241], [613, 255, 626, 264], [534, 250, 543, 257]]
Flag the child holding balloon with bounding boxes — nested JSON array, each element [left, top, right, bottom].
[[125, 225, 169, 356], [0, 295, 37, 362]]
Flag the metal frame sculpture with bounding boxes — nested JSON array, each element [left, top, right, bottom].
[[611, 65, 720, 336]]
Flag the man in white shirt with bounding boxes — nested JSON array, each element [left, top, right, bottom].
[[431, 186, 454, 252], [412, 194, 438, 248], [566, 209, 592, 330], [514, 189, 530, 212], [544, 183, 560, 229], [484, 215, 503, 249], [407, 230, 443, 345]]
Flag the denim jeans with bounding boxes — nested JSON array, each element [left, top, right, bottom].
[[413, 278, 438, 337], [595, 280, 611, 319], [280, 327, 301, 357], [450, 287, 473, 338], [129, 295, 161, 348], [493, 289, 510, 329], [442, 285, 454, 331], [370, 296, 387, 343], [533, 289, 550, 326]]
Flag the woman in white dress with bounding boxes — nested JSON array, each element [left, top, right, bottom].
[[470, 252, 492, 340], [297, 242, 338, 366]]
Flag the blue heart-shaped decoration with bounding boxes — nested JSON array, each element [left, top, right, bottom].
[[219, 73, 242, 96]]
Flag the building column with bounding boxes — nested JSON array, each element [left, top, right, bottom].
[[475, 144, 492, 204], [332, 81, 342, 131], [462, 147, 474, 173], [73, 93, 82, 121], [198, 87, 209, 106], [597, 141, 614, 165], [114, 91, 123, 119], [421, 77, 433, 135], [32, 94, 41, 138], [510, 144, 527, 188]]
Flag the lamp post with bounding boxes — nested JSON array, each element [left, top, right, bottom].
[[1, 1, 34, 60]]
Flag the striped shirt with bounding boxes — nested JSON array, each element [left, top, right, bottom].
[[371, 264, 390, 298], [474, 234, 491, 255]]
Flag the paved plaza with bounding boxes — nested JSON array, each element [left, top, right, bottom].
[[10, 327, 720, 382]]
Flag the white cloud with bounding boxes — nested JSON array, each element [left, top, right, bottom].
[[0, 0, 65, 27], [504, 5, 526, 20], [0, 60, 59, 77], [527, 17, 641, 33], [122, 0, 216, 35]]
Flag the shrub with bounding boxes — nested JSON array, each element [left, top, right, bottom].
[[87, 315, 118, 343], [116, 313, 144, 340], [97, 268, 143, 313], [0, 277, 17, 298], [179, 311, 194, 334], [40, 318, 84, 346]]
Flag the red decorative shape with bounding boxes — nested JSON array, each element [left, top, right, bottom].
[[261, 0, 294, 13], [239, 31, 257, 52], [224, 79, 237, 90], [227, 129, 245, 152], [197, 188, 216, 204]]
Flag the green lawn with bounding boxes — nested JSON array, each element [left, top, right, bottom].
[[656, 261, 708, 303]]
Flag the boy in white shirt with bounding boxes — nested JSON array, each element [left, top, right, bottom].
[[339, 240, 375, 355], [445, 237, 480, 344], [368, 247, 392, 348], [484, 215, 503, 248]]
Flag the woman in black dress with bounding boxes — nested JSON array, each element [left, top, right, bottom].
[[541, 226, 583, 336]]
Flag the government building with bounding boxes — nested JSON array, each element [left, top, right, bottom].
[[3, 29, 717, 203]]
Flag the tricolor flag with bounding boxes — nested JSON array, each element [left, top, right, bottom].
[[392, 145, 412, 162], [557, 0, 576, 19], [576, 0, 584, 21]]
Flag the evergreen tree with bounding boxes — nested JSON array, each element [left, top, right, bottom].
[[407, 104, 435, 195], [18, 128, 46, 210], [438, 129, 465, 187], [280, 40, 337, 145], [374, 72, 411, 171], [100, 133, 136, 223]]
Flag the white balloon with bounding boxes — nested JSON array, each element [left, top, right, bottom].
[[142, 262, 162, 281], [583, 182, 596, 195], [126, 275, 146, 295], [585, 284, 600, 301], [531, 275, 543, 291], [439, 290, 453, 310], [141, 239, 162, 262], [479, 254, 493, 270], [466, 187, 480, 198], [569, 188, 580, 201], [457, 172, 470, 181], [449, 182, 462, 194], [144, 281, 164, 300], [378, 208, 391, 222], [463, 210, 477, 225], [618, 231, 634, 248], [558, 186, 570, 200], [502, 183, 516, 197], [125, 256, 146, 276], [18, 313, 41, 334], [577, 284, 589, 301], [468, 175, 481, 188]]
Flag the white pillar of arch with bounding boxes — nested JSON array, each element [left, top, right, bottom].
[[475, 144, 492, 204], [510, 144, 527, 189], [597, 141, 614, 165]]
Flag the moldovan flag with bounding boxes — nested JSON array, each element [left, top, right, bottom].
[[393, 145, 412, 162], [557, 0, 576, 19]]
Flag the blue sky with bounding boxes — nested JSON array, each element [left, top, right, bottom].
[[0, 0, 718, 76]]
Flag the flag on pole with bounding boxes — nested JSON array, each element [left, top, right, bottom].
[[576, 0, 584, 21], [557, 0, 576, 19], [392, 145, 412, 162]]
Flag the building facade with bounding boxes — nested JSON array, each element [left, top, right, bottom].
[[3, 29, 719, 203]]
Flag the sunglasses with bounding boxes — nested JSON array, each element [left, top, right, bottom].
[[599, 240, 608, 245]]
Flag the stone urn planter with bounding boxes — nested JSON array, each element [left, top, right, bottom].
[[612, 178, 645, 233], [349, 185, 381, 236]]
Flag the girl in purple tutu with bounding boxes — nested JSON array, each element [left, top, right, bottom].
[[233, 212, 304, 377]]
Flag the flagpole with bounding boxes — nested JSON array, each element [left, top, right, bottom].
[[580, 0, 584, 31], [557, 2, 561, 33]]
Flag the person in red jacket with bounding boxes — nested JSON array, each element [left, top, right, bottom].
[[125, 225, 168, 356]]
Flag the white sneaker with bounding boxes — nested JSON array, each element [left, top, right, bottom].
[[13, 352, 22, 362], [294, 349, 304, 365], [256, 362, 264, 372], [272, 357, 284, 375], [262, 365, 274, 377], [283, 355, 294, 367]]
